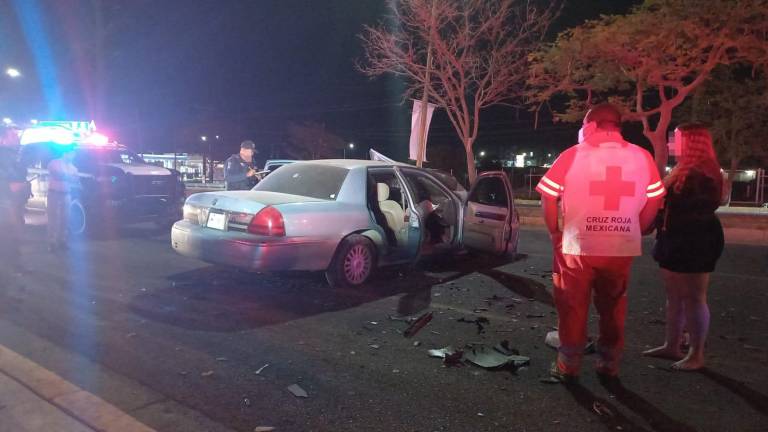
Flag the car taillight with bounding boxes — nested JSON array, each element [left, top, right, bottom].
[[248, 206, 286, 236], [183, 204, 201, 225]]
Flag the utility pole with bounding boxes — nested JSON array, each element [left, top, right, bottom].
[[416, 0, 436, 168]]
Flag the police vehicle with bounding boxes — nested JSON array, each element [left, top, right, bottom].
[[20, 122, 185, 234]]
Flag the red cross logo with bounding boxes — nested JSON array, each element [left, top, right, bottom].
[[589, 166, 636, 211]]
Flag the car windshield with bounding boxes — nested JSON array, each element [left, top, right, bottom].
[[75, 148, 145, 169], [254, 163, 348, 200]]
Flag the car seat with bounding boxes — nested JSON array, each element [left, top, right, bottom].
[[377, 183, 406, 242]]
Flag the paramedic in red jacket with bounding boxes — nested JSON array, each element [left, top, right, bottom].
[[537, 104, 665, 381]]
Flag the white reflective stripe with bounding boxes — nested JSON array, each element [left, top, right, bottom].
[[646, 188, 665, 198], [646, 181, 663, 191], [541, 176, 563, 191], [537, 183, 560, 198]]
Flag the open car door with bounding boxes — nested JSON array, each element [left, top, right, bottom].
[[462, 171, 518, 255]]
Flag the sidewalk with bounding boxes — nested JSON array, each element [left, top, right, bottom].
[[0, 370, 94, 432], [0, 344, 154, 432]]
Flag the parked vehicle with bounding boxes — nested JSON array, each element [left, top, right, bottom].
[[171, 159, 518, 287], [261, 159, 299, 176], [22, 141, 185, 234]]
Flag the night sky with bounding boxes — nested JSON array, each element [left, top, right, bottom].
[[0, 0, 639, 166]]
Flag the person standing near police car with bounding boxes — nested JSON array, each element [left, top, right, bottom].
[[47, 146, 81, 251], [536, 103, 665, 382], [0, 126, 26, 280], [224, 140, 259, 190]]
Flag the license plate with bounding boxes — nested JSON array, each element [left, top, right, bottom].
[[206, 211, 226, 230]]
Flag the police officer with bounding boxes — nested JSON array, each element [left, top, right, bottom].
[[224, 140, 259, 190], [536, 104, 665, 382]]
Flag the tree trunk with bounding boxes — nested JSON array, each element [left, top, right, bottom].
[[465, 143, 477, 186], [647, 132, 669, 177]]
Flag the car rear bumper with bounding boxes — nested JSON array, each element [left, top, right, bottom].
[[170, 221, 335, 271]]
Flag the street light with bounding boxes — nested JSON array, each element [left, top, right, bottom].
[[200, 135, 207, 142], [479, 151, 486, 157], [5, 67, 21, 78], [344, 142, 355, 159]]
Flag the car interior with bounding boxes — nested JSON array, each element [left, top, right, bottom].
[[367, 169, 410, 249], [401, 171, 457, 253]]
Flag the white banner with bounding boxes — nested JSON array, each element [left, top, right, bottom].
[[409, 99, 436, 162]]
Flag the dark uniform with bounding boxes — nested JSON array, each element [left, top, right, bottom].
[[224, 153, 255, 191]]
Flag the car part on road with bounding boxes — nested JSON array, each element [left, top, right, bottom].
[[463, 341, 530, 369], [429, 341, 529, 370], [255, 364, 269, 375], [325, 234, 377, 288], [403, 312, 433, 338], [287, 384, 308, 398], [457, 316, 490, 334]]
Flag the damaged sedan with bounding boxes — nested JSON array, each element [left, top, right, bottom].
[[171, 159, 519, 287]]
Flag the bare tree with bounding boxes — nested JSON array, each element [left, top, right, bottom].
[[285, 121, 346, 160], [360, 0, 559, 185]]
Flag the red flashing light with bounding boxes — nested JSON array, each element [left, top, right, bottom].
[[248, 206, 286, 237]]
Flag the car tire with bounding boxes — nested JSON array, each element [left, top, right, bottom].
[[326, 234, 377, 289], [68, 199, 88, 236]]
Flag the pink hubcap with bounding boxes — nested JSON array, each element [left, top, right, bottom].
[[343, 245, 371, 285]]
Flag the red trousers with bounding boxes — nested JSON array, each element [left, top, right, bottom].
[[553, 251, 633, 376]]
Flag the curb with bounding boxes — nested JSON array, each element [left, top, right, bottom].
[[0, 344, 155, 432]]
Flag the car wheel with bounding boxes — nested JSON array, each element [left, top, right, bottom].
[[68, 199, 88, 236], [326, 234, 376, 288]]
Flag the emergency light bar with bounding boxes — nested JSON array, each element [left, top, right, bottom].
[[19, 121, 109, 146]]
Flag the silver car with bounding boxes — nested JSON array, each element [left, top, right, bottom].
[[171, 160, 519, 287]]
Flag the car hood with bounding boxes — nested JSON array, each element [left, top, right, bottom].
[[186, 190, 325, 214]]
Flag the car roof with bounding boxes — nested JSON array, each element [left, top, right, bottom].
[[293, 159, 410, 169]]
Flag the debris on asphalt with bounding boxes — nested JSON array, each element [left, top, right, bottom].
[[648, 318, 666, 325], [254, 427, 276, 432], [429, 341, 528, 370], [369, 344, 380, 349], [287, 384, 309, 398], [126, 332, 137, 338], [255, 364, 270, 375], [592, 401, 614, 417], [473, 307, 489, 313], [388, 315, 416, 323], [403, 312, 433, 338], [428, 346, 457, 358], [457, 317, 490, 334], [242, 397, 251, 407], [744, 344, 765, 351], [463, 342, 529, 369], [526, 313, 545, 318], [201, 370, 215, 377], [413, 341, 421, 347], [216, 357, 228, 362]]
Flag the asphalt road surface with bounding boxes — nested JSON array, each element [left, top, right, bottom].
[[1, 214, 767, 432]]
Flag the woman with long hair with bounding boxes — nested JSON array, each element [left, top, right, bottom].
[[643, 124, 724, 371]]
